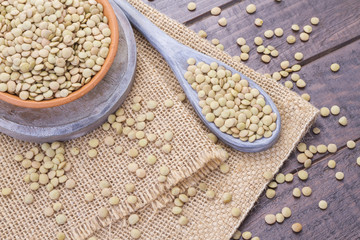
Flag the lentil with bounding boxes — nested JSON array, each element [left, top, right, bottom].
[[330, 63, 340, 72], [254, 18, 263, 27], [302, 186, 312, 196], [187, 2, 196, 11], [287, 35, 296, 44], [211, 7, 221, 16], [282, 207, 292, 218], [335, 171, 344, 180], [130, 229, 141, 239], [339, 116, 348, 126], [328, 160, 336, 169], [274, 28, 284, 37], [312, 127, 321, 134], [266, 189, 276, 199], [55, 214, 67, 225], [292, 188, 301, 198], [347, 140, 356, 149], [218, 18, 227, 27], [319, 200, 328, 210], [276, 213, 285, 223], [264, 30, 274, 39], [298, 170, 308, 181], [231, 207, 241, 217], [179, 216, 189, 226], [246, 4, 257, 14], [265, 214, 276, 225], [292, 223, 302, 233]]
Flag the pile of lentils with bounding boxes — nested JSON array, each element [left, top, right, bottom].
[[185, 59, 277, 142], [0, 0, 111, 101]]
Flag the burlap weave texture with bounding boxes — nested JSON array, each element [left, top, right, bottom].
[[0, 0, 318, 239]]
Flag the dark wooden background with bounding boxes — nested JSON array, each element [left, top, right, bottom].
[[144, 0, 360, 239]]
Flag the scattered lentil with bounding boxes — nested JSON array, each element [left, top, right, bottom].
[[328, 144, 337, 153], [24, 193, 34, 204], [292, 223, 303, 233], [263, 171, 274, 180], [232, 230, 242, 240], [292, 188, 301, 198], [246, 4, 257, 14], [198, 30, 207, 38], [347, 140, 356, 149], [328, 160, 336, 169], [291, 24, 300, 31], [264, 30, 274, 39], [130, 229, 141, 239], [179, 216, 189, 226], [187, 2, 196, 11], [319, 200, 328, 210], [219, 163, 230, 174], [287, 35, 296, 44], [330, 63, 340, 72], [85, 193, 95, 202], [231, 207, 241, 217], [211, 7, 222, 16], [294, 52, 304, 61], [276, 213, 285, 223], [317, 144, 328, 153], [222, 192, 233, 204], [311, 17, 320, 25], [302, 186, 312, 196], [282, 207, 292, 218], [274, 28, 284, 37], [206, 190, 216, 199], [266, 189, 276, 199], [55, 214, 67, 225], [254, 18, 263, 27], [218, 17, 227, 27], [265, 214, 276, 225], [339, 116, 348, 126], [303, 25, 313, 34], [275, 173, 285, 184], [285, 173, 294, 182], [312, 127, 321, 134], [335, 171, 344, 180], [320, 107, 330, 117], [298, 170, 308, 181]]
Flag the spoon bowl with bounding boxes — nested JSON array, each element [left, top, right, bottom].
[[113, 0, 281, 152]]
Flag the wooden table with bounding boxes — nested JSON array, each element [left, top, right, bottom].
[[145, 0, 360, 239]]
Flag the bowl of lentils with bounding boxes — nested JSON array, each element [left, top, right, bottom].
[[0, 0, 119, 108]]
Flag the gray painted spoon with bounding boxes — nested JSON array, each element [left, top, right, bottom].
[[112, 0, 281, 152]]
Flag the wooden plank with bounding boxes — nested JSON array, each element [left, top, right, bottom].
[[237, 138, 360, 239], [275, 39, 360, 173], [145, 0, 235, 24], [187, 0, 360, 73]]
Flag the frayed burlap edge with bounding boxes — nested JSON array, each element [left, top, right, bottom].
[[68, 149, 228, 239]]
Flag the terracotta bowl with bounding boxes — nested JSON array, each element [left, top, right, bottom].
[[0, 0, 119, 108]]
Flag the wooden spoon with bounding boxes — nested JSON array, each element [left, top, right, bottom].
[[112, 0, 281, 152]]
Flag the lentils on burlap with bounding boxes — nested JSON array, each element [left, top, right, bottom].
[[0, 0, 111, 101]]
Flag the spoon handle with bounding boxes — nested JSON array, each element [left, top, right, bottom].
[[111, 0, 183, 60]]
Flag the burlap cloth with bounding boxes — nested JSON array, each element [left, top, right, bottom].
[[0, 1, 318, 239]]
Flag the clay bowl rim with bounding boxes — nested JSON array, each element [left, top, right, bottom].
[[0, 0, 119, 109]]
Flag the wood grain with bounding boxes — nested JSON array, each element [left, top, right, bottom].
[[274, 39, 360, 174], [237, 138, 360, 239], [145, 0, 236, 24], [187, 0, 360, 73]]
